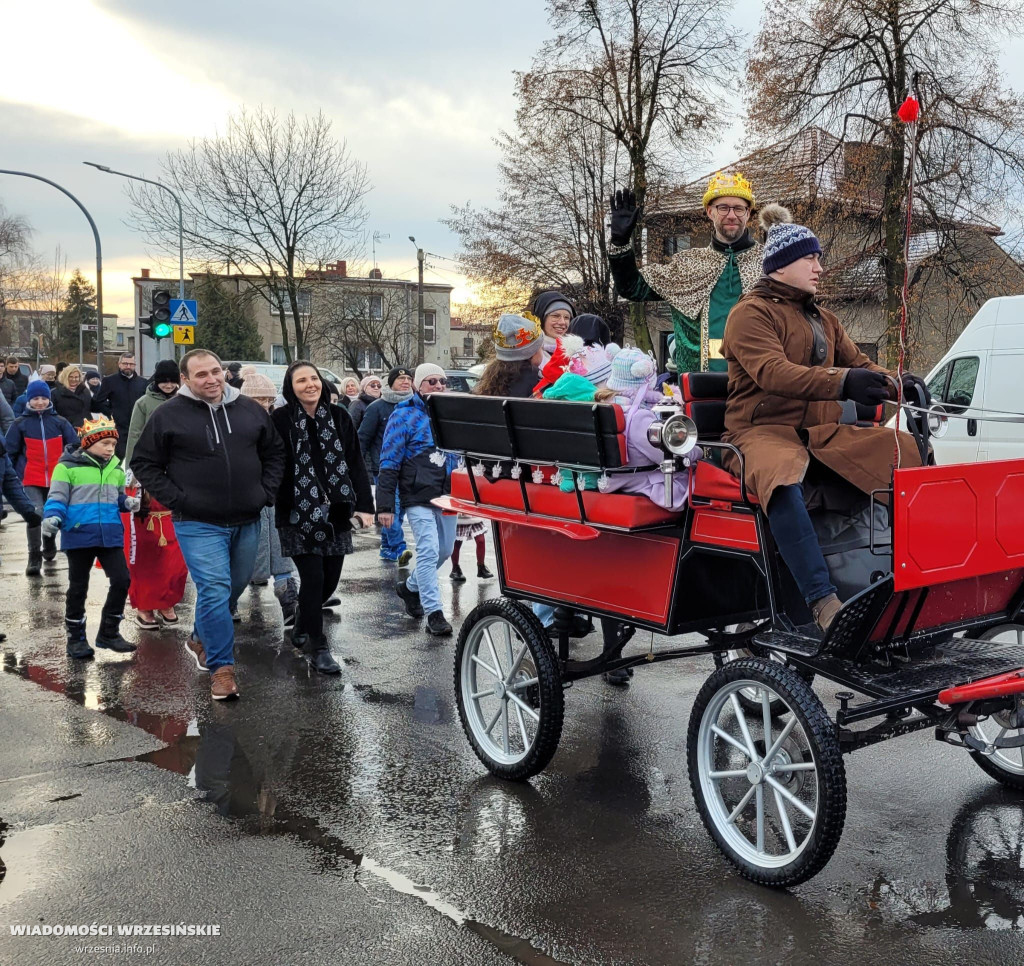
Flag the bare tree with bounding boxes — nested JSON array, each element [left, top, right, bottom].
[[127, 107, 371, 361], [0, 204, 37, 342], [315, 277, 412, 376], [447, 70, 631, 338], [529, 0, 741, 348], [747, 0, 1024, 365]]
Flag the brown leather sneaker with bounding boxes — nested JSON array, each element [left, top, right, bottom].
[[185, 635, 209, 672], [811, 593, 843, 633], [210, 666, 239, 701]]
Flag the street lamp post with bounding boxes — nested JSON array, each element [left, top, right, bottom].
[[0, 169, 105, 371], [408, 235, 425, 366], [84, 162, 185, 363]]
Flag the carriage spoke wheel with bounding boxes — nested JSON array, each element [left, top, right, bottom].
[[455, 599, 564, 781], [712, 640, 815, 717], [967, 624, 1024, 791], [688, 657, 847, 887]]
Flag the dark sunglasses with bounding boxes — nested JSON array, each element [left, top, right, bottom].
[[423, 377, 448, 386]]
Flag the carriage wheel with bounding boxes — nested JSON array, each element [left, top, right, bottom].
[[967, 624, 1024, 791], [688, 657, 847, 887], [712, 639, 815, 717], [454, 599, 564, 781]]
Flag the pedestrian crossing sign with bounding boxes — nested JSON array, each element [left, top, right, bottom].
[[173, 325, 195, 345], [169, 298, 197, 324]]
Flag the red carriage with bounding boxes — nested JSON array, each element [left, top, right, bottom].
[[427, 376, 1024, 886]]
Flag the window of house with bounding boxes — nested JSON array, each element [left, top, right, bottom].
[[271, 344, 296, 365], [273, 287, 311, 317], [463, 336, 474, 356], [357, 347, 383, 370], [663, 235, 690, 256], [370, 295, 383, 321], [423, 310, 436, 345]]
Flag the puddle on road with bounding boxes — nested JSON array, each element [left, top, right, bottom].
[[0, 648, 565, 964]]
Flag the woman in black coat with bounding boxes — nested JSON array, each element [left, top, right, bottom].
[[271, 361, 374, 674], [51, 365, 93, 429]]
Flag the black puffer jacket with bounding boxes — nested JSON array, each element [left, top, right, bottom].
[[347, 391, 377, 430], [131, 384, 285, 526], [50, 383, 93, 429], [271, 383, 373, 531]]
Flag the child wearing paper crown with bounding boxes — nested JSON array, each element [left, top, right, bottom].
[[42, 417, 140, 659]]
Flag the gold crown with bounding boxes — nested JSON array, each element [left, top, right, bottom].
[[79, 416, 118, 443], [702, 171, 755, 208]]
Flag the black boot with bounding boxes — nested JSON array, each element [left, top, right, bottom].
[[396, 579, 424, 618], [290, 605, 308, 649], [41, 533, 57, 562], [477, 563, 494, 579], [305, 636, 341, 674], [94, 611, 137, 652], [426, 610, 453, 636], [65, 618, 95, 660], [25, 550, 42, 577]]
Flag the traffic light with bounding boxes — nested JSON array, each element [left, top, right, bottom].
[[140, 290, 173, 341], [151, 289, 172, 339]]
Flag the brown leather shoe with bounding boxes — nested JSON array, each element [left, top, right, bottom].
[[210, 666, 239, 701], [811, 593, 843, 633], [185, 635, 209, 672]]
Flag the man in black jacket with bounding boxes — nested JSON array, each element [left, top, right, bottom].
[[91, 352, 147, 459], [132, 349, 285, 701], [2, 357, 27, 404]]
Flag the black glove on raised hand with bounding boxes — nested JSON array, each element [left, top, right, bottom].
[[23, 510, 42, 529], [900, 372, 932, 406], [842, 368, 890, 408], [609, 188, 641, 246]]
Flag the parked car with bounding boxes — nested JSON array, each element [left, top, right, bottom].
[[445, 369, 480, 393], [889, 295, 1024, 464], [223, 361, 345, 392]]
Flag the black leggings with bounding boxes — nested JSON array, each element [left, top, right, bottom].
[[293, 553, 345, 640], [66, 546, 131, 622]]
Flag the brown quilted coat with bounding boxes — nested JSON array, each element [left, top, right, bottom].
[[721, 276, 922, 507]]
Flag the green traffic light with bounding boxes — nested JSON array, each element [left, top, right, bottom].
[[153, 321, 173, 338]]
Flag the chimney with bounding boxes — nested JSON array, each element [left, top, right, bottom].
[[369, 268, 382, 280], [336, 260, 347, 277], [141, 268, 150, 279]]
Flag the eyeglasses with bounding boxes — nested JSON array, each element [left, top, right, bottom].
[[712, 204, 750, 216], [423, 377, 448, 386], [368, 382, 382, 388]]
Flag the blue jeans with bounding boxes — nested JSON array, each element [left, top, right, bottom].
[[532, 602, 557, 628], [766, 484, 836, 605], [379, 487, 407, 558], [405, 505, 457, 616], [175, 519, 260, 671]]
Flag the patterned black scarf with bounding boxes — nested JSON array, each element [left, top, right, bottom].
[[291, 402, 351, 543]]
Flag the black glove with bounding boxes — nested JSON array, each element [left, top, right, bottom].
[[609, 188, 641, 246], [23, 510, 42, 529], [901, 372, 932, 406], [841, 368, 890, 408]]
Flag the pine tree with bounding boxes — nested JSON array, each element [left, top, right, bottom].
[[192, 274, 264, 361], [50, 269, 95, 359]]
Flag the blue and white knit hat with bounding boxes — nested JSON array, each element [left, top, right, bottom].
[[607, 346, 656, 397], [760, 204, 822, 275]]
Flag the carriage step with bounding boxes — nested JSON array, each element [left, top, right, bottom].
[[751, 630, 821, 658]]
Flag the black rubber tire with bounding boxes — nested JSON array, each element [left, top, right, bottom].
[[711, 646, 816, 717], [454, 598, 564, 781], [687, 657, 847, 888], [969, 745, 1024, 791]]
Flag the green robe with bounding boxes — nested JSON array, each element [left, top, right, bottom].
[[609, 234, 763, 373]]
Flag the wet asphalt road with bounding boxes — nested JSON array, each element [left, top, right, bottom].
[[1, 515, 1023, 966]]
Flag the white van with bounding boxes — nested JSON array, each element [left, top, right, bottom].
[[912, 295, 1024, 464]]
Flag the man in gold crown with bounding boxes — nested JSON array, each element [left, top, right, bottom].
[[608, 172, 763, 372]]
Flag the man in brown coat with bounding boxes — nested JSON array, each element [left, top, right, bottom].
[[722, 205, 929, 632]]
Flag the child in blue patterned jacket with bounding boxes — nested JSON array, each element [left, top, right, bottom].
[[376, 364, 460, 637]]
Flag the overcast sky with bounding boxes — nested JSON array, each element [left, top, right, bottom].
[[2, 0, 1022, 321]]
